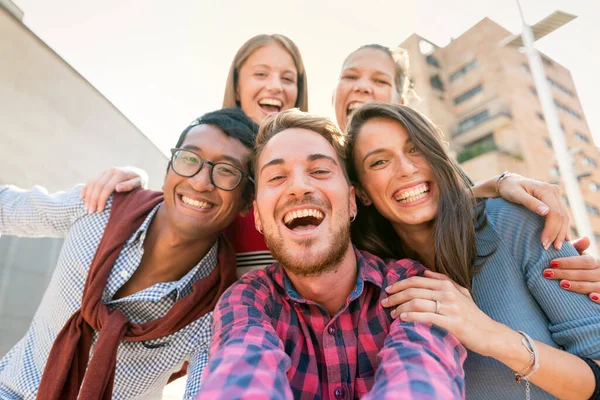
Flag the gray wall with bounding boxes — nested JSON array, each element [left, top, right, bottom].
[[0, 6, 168, 356]]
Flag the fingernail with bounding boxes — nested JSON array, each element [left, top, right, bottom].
[[385, 286, 391, 292], [400, 312, 408, 320], [591, 294, 599, 301], [555, 242, 563, 250], [560, 281, 571, 289], [390, 309, 397, 318], [116, 184, 123, 191], [381, 298, 388, 306], [550, 260, 560, 268], [538, 205, 549, 214], [542, 240, 550, 250], [543, 270, 554, 278]]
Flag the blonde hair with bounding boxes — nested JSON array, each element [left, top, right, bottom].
[[222, 34, 309, 112], [344, 44, 415, 103], [253, 109, 347, 180]]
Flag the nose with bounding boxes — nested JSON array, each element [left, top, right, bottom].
[[188, 163, 216, 192], [395, 156, 419, 178], [265, 74, 283, 93], [286, 169, 314, 198], [353, 77, 373, 95]]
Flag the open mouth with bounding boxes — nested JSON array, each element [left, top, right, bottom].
[[346, 101, 364, 116], [393, 182, 431, 204], [259, 98, 283, 114], [179, 194, 214, 210], [282, 208, 325, 231]]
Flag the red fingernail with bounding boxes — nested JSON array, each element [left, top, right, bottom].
[[592, 295, 599, 301], [550, 261, 560, 268], [543, 270, 554, 278], [560, 281, 571, 289]]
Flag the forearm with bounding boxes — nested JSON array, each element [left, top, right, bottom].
[[201, 333, 293, 399], [471, 175, 499, 198], [487, 325, 596, 399], [365, 322, 466, 399]]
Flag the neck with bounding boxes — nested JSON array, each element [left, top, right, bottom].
[[284, 244, 357, 316], [393, 222, 436, 269], [142, 205, 219, 282]]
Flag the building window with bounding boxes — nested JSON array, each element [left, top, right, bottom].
[[589, 182, 600, 192], [554, 100, 582, 119], [552, 167, 561, 177], [457, 134, 497, 163], [543, 138, 552, 148], [547, 77, 575, 97], [522, 64, 530, 73], [575, 132, 590, 143], [582, 156, 597, 167], [530, 87, 537, 96], [537, 112, 545, 121], [450, 60, 477, 82], [430, 75, 445, 91], [454, 84, 483, 105], [456, 109, 490, 134], [586, 204, 600, 216], [426, 54, 440, 68]]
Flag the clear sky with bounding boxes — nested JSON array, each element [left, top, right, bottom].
[[12, 0, 600, 153]]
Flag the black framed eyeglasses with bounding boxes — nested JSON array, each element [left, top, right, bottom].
[[170, 148, 254, 191]]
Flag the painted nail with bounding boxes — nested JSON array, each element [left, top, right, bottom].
[[550, 260, 560, 268], [560, 281, 571, 289], [543, 270, 554, 278], [591, 294, 599, 301], [537, 205, 549, 215]]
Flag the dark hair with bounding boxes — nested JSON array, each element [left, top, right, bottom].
[[346, 102, 488, 290], [170, 108, 259, 198]]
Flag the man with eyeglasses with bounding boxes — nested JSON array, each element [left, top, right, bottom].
[[0, 108, 256, 400]]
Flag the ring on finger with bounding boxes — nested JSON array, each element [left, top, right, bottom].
[[431, 291, 436, 301], [435, 300, 441, 314]]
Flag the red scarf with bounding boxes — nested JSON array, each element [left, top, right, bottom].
[[36, 189, 237, 399]]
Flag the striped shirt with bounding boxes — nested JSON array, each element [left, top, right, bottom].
[[225, 213, 274, 276], [0, 184, 216, 400], [200, 248, 467, 399]]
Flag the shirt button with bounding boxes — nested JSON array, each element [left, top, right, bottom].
[[334, 387, 344, 399], [120, 270, 129, 279], [327, 325, 336, 335]]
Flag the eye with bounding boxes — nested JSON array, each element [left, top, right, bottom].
[[312, 169, 331, 177], [254, 72, 267, 78], [181, 156, 199, 164], [267, 175, 285, 183], [342, 74, 357, 81], [283, 76, 296, 83], [369, 159, 388, 168], [215, 165, 238, 176], [375, 79, 391, 85], [408, 146, 418, 154]]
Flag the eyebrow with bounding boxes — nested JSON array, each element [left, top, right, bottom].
[[259, 154, 338, 174], [181, 145, 244, 168]]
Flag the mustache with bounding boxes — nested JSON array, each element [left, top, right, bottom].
[[275, 195, 330, 218]]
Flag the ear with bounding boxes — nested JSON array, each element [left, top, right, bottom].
[[355, 184, 373, 206], [349, 185, 358, 218], [239, 192, 255, 217], [253, 200, 263, 233], [235, 85, 240, 102]]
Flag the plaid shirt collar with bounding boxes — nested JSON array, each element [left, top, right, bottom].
[[273, 247, 385, 305]]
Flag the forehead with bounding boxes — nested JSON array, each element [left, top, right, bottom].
[[342, 48, 395, 76], [258, 128, 339, 167], [355, 118, 410, 152], [243, 42, 297, 73], [182, 124, 251, 160]]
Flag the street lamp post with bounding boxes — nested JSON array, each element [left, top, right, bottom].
[[511, 2, 598, 256]]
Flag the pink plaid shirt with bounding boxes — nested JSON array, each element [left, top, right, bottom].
[[200, 248, 466, 399]]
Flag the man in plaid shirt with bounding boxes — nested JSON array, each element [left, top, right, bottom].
[[200, 109, 466, 399]]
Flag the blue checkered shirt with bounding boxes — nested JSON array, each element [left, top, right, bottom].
[[0, 184, 217, 400]]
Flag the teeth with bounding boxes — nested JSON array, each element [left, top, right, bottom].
[[181, 195, 212, 209], [259, 98, 283, 107], [283, 208, 324, 225], [347, 102, 363, 112], [394, 183, 430, 203]]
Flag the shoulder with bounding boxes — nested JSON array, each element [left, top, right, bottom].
[[358, 249, 426, 287], [483, 198, 544, 234], [217, 264, 280, 308]]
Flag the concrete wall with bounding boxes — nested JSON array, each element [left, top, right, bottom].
[[0, 6, 168, 355]]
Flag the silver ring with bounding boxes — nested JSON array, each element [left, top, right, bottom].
[[435, 300, 441, 314]]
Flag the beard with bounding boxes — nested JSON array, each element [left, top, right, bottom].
[[263, 211, 352, 277]]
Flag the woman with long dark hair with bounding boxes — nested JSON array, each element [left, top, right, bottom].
[[346, 101, 600, 399]]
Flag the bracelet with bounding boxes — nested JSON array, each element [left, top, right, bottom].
[[495, 171, 513, 196], [581, 358, 600, 400], [517, 331, 540, 381]]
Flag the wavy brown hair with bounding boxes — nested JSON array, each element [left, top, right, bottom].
[[222, 34, 308, 112], [346, 102, 488, 290]]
